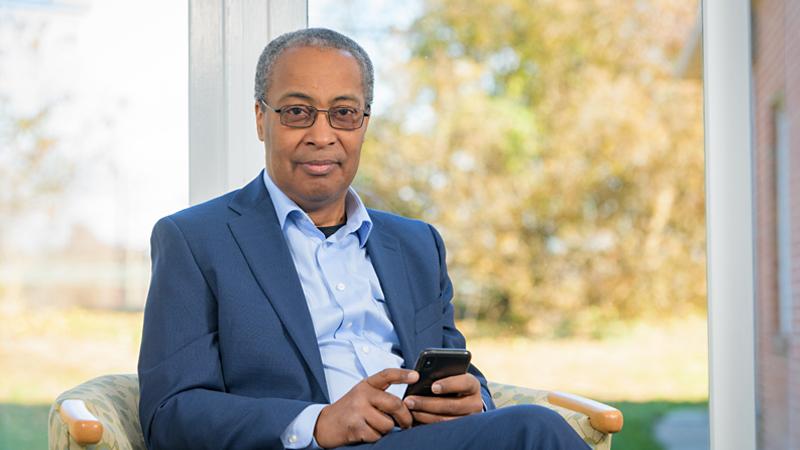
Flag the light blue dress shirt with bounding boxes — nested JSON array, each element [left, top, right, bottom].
[[262, 172, 406, 449]]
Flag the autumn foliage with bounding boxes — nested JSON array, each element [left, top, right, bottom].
[[355, 0, 705, 337]]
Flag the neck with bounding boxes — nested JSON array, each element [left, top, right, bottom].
[[296, 194, 347, 227], [307, 205, 346, 227]]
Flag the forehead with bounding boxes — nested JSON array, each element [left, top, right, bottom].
[[267, 45, 365, 105]]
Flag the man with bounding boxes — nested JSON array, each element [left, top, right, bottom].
[[138, 28, 587, 449]]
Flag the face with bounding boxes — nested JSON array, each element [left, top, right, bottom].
[[255, 45, 370, 214]]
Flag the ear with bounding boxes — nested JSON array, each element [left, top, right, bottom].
[[361, 114, 370, 144], [255, 101, 265, 142]]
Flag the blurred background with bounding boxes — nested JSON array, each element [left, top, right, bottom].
[[0, 0, 707, 449]]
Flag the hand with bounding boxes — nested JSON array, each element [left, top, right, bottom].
[[313, 369, 419, 449], [403, 373, 483, 425]]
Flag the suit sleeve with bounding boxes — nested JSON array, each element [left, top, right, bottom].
[[428, 224, 496, 411], [138, 217, 314, 449]]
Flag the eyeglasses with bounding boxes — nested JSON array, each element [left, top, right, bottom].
[[260, 100, 370, 130]]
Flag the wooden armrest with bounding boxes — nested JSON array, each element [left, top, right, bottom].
[[59, 399, 103, 445], [548, 391, 623, 434]]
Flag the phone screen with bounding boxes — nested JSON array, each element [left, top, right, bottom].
[[403, 348, 471, 398]]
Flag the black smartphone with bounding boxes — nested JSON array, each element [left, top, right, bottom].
[[403, 348, 471, 398]]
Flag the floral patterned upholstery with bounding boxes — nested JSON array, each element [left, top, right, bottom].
[[488, 382, 611, 450], [49, 374, 144, 450], [49, 375, 610, 449]]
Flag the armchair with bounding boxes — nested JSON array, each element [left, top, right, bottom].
[[48, 374, 622, 450]]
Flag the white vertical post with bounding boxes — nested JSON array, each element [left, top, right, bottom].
[[703, 0, 758, 448], [189, 0, 307, 205]]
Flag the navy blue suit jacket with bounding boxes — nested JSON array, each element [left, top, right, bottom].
[[137, 172, 494, 449]]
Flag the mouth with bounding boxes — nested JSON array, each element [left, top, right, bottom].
[[298, 160, 339, 175]]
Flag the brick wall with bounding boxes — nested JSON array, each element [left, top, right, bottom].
[[752, 0, 800, 448], [787, 1, 800, 446]]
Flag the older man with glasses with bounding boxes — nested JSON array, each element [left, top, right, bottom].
[[137, 28, 587, 450]]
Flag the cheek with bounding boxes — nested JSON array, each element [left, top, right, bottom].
[[343, 142, 362, 174], [265, 130, 295, 165], [344, 133, 366, 160]]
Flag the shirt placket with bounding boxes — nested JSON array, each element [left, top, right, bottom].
[[316, 236, 384, 378]]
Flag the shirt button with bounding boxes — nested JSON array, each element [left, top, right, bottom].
[[337, 283, 345, 291], [345, 322, 353, 329], [289, 435, 297, 443], [322, 242, 329, 249], [362, 346, 370, 353]]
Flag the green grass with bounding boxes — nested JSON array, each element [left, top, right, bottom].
[[0, 403, 50, 450], [605, 400, 709, 450]]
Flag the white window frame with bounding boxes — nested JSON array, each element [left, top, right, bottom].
[[188, 0, 759, 447], [188, 0, 307, 205], [703, 0, 757, 447]]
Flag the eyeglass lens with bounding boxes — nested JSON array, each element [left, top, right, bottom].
[[281, 105, 365, 129]]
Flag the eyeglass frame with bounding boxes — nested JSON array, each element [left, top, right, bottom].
[[259, 99, 371, 130]]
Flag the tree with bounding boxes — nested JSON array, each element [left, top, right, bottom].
[[355, 0, 704, 337], [0, 15, 75, 305]]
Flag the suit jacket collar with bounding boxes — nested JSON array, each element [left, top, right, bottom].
[[226, 172, 330, 401]]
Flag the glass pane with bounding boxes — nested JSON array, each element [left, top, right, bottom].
[[0, 2, 187, 445], [310, 0, 707, 447]]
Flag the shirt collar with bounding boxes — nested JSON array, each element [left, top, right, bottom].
[[262, 170, 372, 247]]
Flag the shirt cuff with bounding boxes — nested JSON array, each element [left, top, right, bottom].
[[281, 404, 327, 449]]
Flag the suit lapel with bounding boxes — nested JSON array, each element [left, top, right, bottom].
[[366, 218, 418, 370], [226, 175, 329, 401]]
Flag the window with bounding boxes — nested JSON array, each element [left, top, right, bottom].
[[309, 3, 708, 446], [775, 107, 792, 338], [0, 1, 187, 430]]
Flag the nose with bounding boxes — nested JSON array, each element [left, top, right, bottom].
[[304, 110, 336, 147]]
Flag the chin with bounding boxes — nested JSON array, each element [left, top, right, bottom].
[[301, 178, 352, 199], [299, 186, 346, 204]]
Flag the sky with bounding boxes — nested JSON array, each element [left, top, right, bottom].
[[1, 0, 188, 251]]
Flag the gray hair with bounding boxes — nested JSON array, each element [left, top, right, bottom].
[[254, 28, 374, 106]]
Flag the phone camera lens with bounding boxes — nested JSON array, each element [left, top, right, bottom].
[[424, 360, 432, 368]]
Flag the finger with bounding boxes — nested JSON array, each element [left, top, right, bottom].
[[363, 407, 400, 435], [390, 406, 414, 430], [405, 395, 457, 415], [404, 394, 482, 416], [366, 389, 414, 430], [344, 418, 383, 445], [365, 369, 418, 391], [430, 374, 480, 396], [410, 409, 462, 425], [383, 401, 414, 430]]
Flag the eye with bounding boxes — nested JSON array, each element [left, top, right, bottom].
[[334, 107, 357, 116], [286, 106, 310, 116]]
